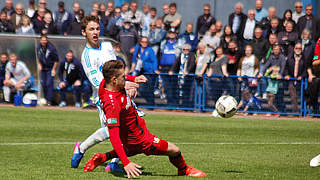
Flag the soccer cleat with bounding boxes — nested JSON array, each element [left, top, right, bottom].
[[75, 102, 81, 108], [105, 162, 124, 172], [71, 142, 83, 168], [83, 153, 107, 172], [178, 165, 206, 177], [310, 154, 320, 167], [59, 101, 66, 107]]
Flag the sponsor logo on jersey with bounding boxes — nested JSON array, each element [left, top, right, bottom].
[[90, 70, 97, 75], [153, 137, 160, 144], [107, 118, 117, 124]]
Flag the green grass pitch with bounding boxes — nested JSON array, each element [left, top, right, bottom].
[[1, 106, 320, 179]]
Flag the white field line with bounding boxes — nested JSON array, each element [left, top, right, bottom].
[[0, 142, 320, 145]]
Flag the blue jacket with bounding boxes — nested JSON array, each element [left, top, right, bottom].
[[132, 45, 158, 73], [53, 10, 72, 35], [58, 57, 84, 84], [178, 31, 199, 52], [160, 39, 179, 66], [37, 42, 59, 71]]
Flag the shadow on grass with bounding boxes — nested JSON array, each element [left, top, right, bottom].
[[224, 170, 244, 174], [110, 171, 177, 178]]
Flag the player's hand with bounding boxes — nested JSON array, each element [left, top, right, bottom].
[[124, 162, 142, 179], [135, 75, 147, 83], [127, 88, 137, 98], [59, 82, 66, 88], [284, 75, 290, 80], [125, 81, 139, 90]]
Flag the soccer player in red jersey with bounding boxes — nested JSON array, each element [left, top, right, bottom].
[[83, 60, 206, 178]]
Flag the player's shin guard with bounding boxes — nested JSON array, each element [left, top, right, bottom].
[[79, 127, 109, 153], [169, 152, 187, 173]]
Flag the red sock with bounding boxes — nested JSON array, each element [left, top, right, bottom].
[[106, 150, 118, 161], [169, 152, 187, 172]]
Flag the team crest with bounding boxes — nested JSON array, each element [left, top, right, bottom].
[[153, 137, 160, 144]]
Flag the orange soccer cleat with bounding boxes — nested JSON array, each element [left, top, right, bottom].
[[178, 165, 206, 177], [83, 153, 107, 172]]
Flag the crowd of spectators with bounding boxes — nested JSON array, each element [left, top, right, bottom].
[[0, 0, 320, 115]]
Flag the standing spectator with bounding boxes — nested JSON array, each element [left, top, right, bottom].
[[1, 0, 15, 20], [196, 4, 216, 39], [53, 1, 72, 35], [33, 0, 52, 20], [0, 53, 8, 90], [105, 7, 123, 39], [117, 19, 139, 68], [16, 15, 35, 35], [242, 9, 257, 47], [201, 24, 220, 54], [25, 0, 36, 19], [91, 2, 100, 15], [71, 2, 81, 22], [3, 53, 31, 103], [106, 1, 115, 19], [254, 0, 268, 22], [42, 12, 58, 35], [292, 1, 305, 24], [195, 42, 211, 78], [10, 3, 24, 31], [178, 23, 198, 52], [265, 33, 278, 61], [263, 18, 281, 39], [163, 3, 182, 33], [226, 40, 242, 76], [296, 4, 320, 41], [215, 21, 223, 38], [68, 9, 84, 36], [284, 42, 306, 112], [141, 4, 151, 37], [228, 2, 247, 41], [121, 2, 129, 16], [32, 8, 45, 34], [162, 3, 169, 21], [280, 9, 295, 31], [300, 29, 316, 63], [220, 25, 238, 51], [278, 21, 298, 57], [123, 1, 144, 33], [148, 18, 166, 55], [58, 50, 84, 108], [260, 6, 278, 31], [0, 10, 14, 33], [99, 3, 108, 26], [130, 37, 159, 106], [37, 35, 59, 106]]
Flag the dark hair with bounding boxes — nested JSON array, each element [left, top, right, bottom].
[[40, 34, 48, 39], [282, 9, 293, 20], [169, 2, 177, 8], [81, 15, 100, 31], [102, 60, 124, 84], [0, 52, 8, 57], [150, 7, 157, 12], [66, 49, 73, 54]]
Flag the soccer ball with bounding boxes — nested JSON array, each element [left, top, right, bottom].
[[215, 95, 238, 118]]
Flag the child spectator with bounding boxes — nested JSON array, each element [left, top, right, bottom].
[[16, 15, 34, 35]]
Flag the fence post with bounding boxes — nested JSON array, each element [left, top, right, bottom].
[[303, 78, 308, 117]]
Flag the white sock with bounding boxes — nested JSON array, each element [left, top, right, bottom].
[[111, 158, 120, 163], [79, 127, 109, 153], [3, 86, 10, 102]]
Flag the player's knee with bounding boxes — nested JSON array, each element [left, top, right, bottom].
[[167, 142, 180, 156]]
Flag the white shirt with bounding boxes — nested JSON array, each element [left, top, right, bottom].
[[6, 60, 31, 81], [201, 32, 220, 53], [241, 55, 255, 77], [243, 18, 256, 40], [292, 11, 305, 24], [81, 41, 116, 103]]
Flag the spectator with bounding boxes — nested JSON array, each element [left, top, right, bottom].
[[37, 35, 59, 106], [148, 18, 166, 55], [163, 3, 182, 33], [10, 3, 24, 31], [105, 7, 123, 39], [263, 18, 281, 39], [99, 3, 107, 20], [42, 12, 58, 35], [292, 1, 305, 24], [162, 3, 169, 21], [32, 7, 45, 34], [201, 24, 220, 54], [141, 4, 151, 37], [0, 10, 14, 33], [297, 4, 320, 41], [16, 15, 35, 35], [280, 9, 295, 31], [254, 0, 268, 22], [169, 44, 196, 107], [113, 42, 129, 74], [58, 50, 84, 108], [121, 2, 129, 15], [265, 33, 278, 60], [284, 42, 306, 112], [278, 21, 298, 57], [117, 19, 139, 67], [53, 1, 72, 35], [130, 36, 159, 106], [3, 53, 31, 103], [228, 2, 247, 41], [123, 1, 144, 33], [226, 40, 242, 77], [178, 23, 198, 52], [260, 6, 278, 31], [71, 2, 81, 21], [149, 7, 157, 23], [300, 29, 316, 63], [1, 0, 15, 20], [215, 21, 223, 38], [195, 42, 211, 78], [106, 1, 115, 18], [33, 0, 52, 20], [91, 2, 100, 15], [0, 53, 9, 90], [220, 25, 238, 52], [25, 0, 36, 19], [68, 9, 84, 36], [242, 9, 257, 47], [196, 4, 216, 39]]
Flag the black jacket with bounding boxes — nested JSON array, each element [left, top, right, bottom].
[[284, 54, 307, 77], [196, 14, 216, 36], [228, 12, 247, 40], [297, 15, 320, 41], [250, 37, 269, 61], [170, 53, 196, 74]]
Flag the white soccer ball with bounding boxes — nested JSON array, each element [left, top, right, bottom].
[[38, 98, 47, 106], [215, 95, 238, 118]]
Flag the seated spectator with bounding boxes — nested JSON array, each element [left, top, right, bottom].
[[58, 50, 84, 108], [163, 3, 182, 33], [148, 18, 166, 56], [215, 21, 223, 38], [178, 23, 198, 52], [300, 29, 316, 62], [263, 18, 281, 39], [0, 10, 14, 33], [0, 53, 9, 90], [280, 9, 295, 32], [292, 1, 304, 24], [201, 24, 220, 54], [228, 2, 247, 41], [67, 9, 84, 36], [254, 0, 268, 22], [3, 53, 31, 103], [10, 3, 24, 31], [278, 21, 298, 57], [1, 0, 15, 20], [196, 4, 216, 39], [284, 42, 306, 112], [16, 15, 35, 35], [220, 25, 238, 51], [32, 7, 45, 34], [242, 9, 257, 47], [53, 1, 72, 35], [42, 12, 58, 35], [260, 6, 278, 30]]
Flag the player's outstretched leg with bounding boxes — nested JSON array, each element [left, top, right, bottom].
[[83, 150, 118, 172], [166, 142, 206, 177], [310, 154, 320, 167]]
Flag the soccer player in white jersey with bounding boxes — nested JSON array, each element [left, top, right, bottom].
[[71, 15, 147, 172]]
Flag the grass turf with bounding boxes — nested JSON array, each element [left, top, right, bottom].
[[0, 106, 320, 179]]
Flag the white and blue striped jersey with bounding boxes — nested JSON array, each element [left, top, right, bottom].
[[81, 41, 117, 104]]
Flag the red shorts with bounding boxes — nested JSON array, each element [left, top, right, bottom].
[[124, 134, 168, 157]]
